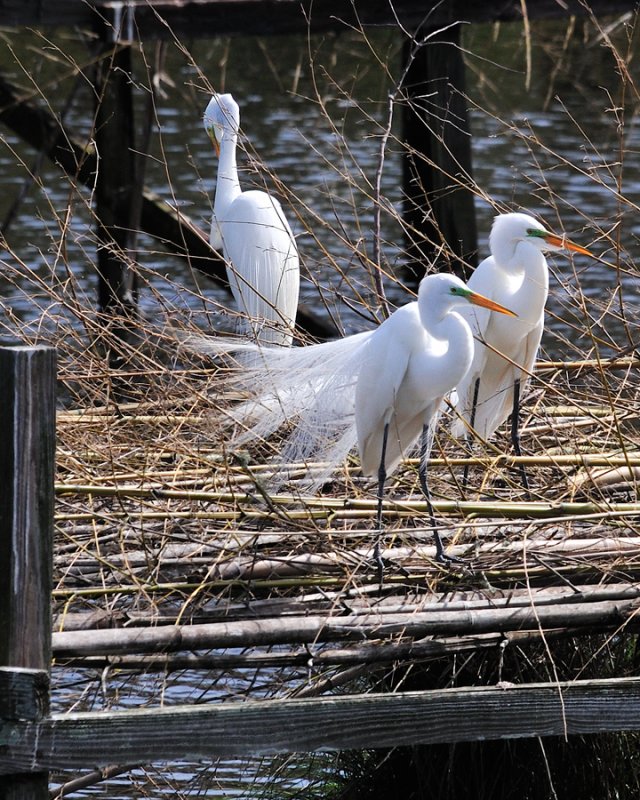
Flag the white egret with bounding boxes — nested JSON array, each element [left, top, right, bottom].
[[452, 212, 593, 490], [354, 273, 516, 582], [204, 93, 300, 346], [187, 273, 516, 584]]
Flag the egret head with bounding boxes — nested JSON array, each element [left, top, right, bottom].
[[490, 212, 592, 262], [203, 93, 240, 155], [419, 273, 517, 321]]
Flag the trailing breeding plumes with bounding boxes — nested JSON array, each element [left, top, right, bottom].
[[187, 273, 516, 583], [189, 328, 374, 488], [204, 93, 300, 346]]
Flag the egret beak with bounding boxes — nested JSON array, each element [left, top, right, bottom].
[[544, 232, 593, 257], [468, 291, 517, 317], [206, 127, 220, 157]]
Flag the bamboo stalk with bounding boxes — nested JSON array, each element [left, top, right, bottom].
[[54, 451, 640, 491], [53, 626, 617, 672], [57, 413, 206, 424], [53, 583, 640, 628], [52, 538, 640, 580], [51, 596, 640, 658], [53, 480, 640, 512], [535, 357, 640, 371], [50, 539, 640, 601]]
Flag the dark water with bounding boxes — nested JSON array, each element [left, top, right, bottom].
[[3, 13, 640, 798], [2, 19, 640, 355]]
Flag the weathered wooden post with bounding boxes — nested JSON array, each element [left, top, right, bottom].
[[94, 39, 140, 320], [0, 343, 56, 798], [92, 28, 145, 393], [402, 24, 478, 281]]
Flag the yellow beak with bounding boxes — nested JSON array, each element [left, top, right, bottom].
[[544, 232, 593, 256], [207, 128, 220, 157], [468, 291, 517, 317]]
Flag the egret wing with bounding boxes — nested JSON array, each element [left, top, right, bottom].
[[355, 308, 417, 476], [518, 313, 544, 378], [451, 256, 498, 435], [209, 213, 223, 251], [222, 190, 300, 345]]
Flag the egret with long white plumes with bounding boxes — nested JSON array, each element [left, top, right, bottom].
[[185, 272, 517, 586], [354, 273, 516, 583]]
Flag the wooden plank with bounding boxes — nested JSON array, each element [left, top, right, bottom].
[[2, 677, 640, 773], [0, 345, 55, 672], [0, 345, 56, 798], [0, 668, 49, 723], [402, 24, 478, 277], [93, 43, 140, 316], [0, 1, 635, 38], [0, 0, 95, 27], [0, 72, 217, 270]]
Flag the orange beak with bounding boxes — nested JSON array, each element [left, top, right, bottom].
[[544, 232, 593, 257], [468, 291, 517, 317]]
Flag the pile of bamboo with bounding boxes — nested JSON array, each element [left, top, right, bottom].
[[51, 352, 640, 692]]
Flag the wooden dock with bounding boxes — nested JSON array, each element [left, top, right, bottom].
[[0, 0, 636, 37]]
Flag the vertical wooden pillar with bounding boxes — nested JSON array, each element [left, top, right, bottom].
[[402, 24, 478, 281], [94, 41, 139, 318], [0, 344, 56, 797], [93, 34, 143, 395]]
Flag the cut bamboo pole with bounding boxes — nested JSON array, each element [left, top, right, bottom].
[[51, 595, 640, 659]]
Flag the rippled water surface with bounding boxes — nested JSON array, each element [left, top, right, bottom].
[[2, 19, 640, 355]]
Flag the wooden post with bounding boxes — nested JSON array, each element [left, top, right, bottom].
[[94, 41, 140, 318], [402, 24, 478, 281], [0, 344, 56, 798]]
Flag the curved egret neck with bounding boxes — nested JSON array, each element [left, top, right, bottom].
[[356, 300, 475, 477]]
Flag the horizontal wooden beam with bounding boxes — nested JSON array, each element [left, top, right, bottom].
[[0, 668, 49, 723], [0, 1, 634, 38], [0, 72, 225, 279], [2, 677, 640, 772]]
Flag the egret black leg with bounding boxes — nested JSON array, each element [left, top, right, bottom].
[[419, 424, 464, 565], [462, 377, 480, 493], [373, 422, 389, 588], [511, 377, 530, 494]]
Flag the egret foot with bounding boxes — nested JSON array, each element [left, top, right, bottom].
[[372, 540, 409, 591], [435, 549, 466, 567], [433, 530, 465, 567]]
